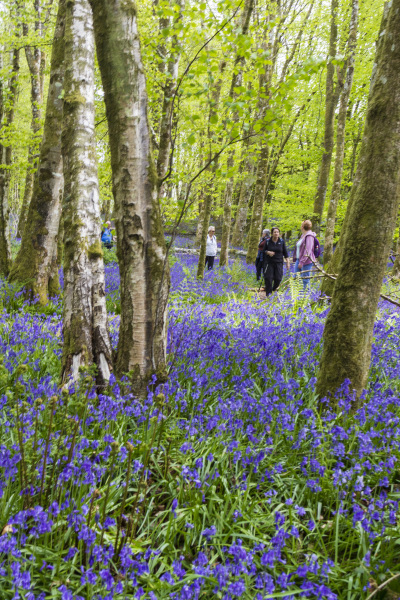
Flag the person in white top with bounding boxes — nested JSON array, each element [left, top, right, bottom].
[[205, 226, 217, 270]]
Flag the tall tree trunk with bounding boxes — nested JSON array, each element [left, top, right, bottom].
[[61, 0, 112, 386], [316, 0, 400, 401], [0, 48, 19, 277], [245, 8, 278, 265], [312, 0, 340, 227], [17, 0, 43, 239], [195, 191, 204, 244], [156, 0, 184, 189], [219, 0, 254, 266], [231, 155, 254, 248], [89, 0, 170, 392], [196, 61, 226, 278], [246, 144, 270, 263], [9, 0, 65, 303], [321, 2, 390, 296], [324, 0, 358, 266]]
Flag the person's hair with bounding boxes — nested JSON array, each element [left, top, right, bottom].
[[302, 220, 312, 231], [208, 226, 215, 232], [263, 229, 270, 235], [271, 227, 280, 235]]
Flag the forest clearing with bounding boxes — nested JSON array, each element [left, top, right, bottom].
[[1, 0, 400, 598]]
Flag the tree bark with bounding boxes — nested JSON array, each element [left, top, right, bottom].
[[231, 155, 254, 248], [321, 2, 390, 296], [9, 0, 65, 303], [195, 192, 204, 244], [156, 0, 184, 188], [89, 0, 170, 392], [312, 0, 340, 226], [219, 0, 254, 266], [61, 0, 112, 386], [245, 144, 270, 263], [323, 0, 358, 266], [17, 0, 43, 239], [316, 0, 400, 401], [392, 232, 400, 279], [196, 61, 226, 278], [0, 48, 19, 277]]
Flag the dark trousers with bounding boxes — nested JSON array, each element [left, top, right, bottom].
[[264, 261, 283, 296], [255, 257, 264, 280], [104, 243, 113, 250], [205, 255, 215, 270]]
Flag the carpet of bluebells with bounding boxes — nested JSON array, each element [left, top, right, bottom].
[[1, 246, 400, 600]]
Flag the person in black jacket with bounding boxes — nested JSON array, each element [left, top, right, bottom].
[[263, 227, 290, 295]]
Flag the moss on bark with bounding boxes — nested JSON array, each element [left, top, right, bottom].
[[317, 0, 400, 401]]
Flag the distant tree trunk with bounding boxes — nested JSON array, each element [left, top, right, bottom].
[[156, 0, 184, 191], [10, 0, 65, 303], [246, 13, 277, 265], [246, 145, 270, 264], [312, 0, 340, 227], [324, 0, 358, 266], [61, 0, 112, 386], [231, 156, 254, 248], [17, 0, 43, 239], [316, 0, 400, 401], [195, 192, 204, 244], [89, 0, 170, 392], [197, 61, 226, 278], [0, 48, 19, 277], [219, 0, 254, 266]]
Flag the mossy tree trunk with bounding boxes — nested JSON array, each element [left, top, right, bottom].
[[312, 0, 340, 228], [0, 48, 19, 277], [17, 0, 44, 240], [89, 0, 170, 393], [219, 0, 254, 267], [321, 3, 390, 296], [323, 0, 358, 266], [9, 0, 66, 303], [316, 0, 400, 401], [61, 0, 112, 386]]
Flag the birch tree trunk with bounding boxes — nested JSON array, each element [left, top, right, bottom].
[[323, 0, 358, 266], [0, 48, 19, 277], [61, 0, 112, 386], [89, 0, 170, 392], [219, 0, 254, 266], [17, 0, 43, 239], [10, 0, 65, 303], [312, 0, 340, 226], [316, 0, 400, 401]]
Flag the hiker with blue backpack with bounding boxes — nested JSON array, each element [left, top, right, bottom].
[[263, 227, 290, 296], [295, 220, 321, 290]]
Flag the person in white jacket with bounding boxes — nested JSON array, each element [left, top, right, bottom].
[[205, 226, 217, 270]]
